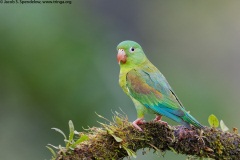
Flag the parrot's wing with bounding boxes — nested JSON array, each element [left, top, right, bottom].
[[141, 66, 184, 108], [126, 68, 188, 125]]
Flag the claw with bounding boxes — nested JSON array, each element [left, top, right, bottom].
[[154, 115, 168, 126], [132, 118, 145, 131], [154, 115, 162, 121]]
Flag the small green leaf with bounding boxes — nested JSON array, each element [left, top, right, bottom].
[[47, 144, 59, 149], [123, 146, 137, 158], [68, 120, 75, 142], [208, 114, 219, 128], [46, 146, 57, 158], [105, 127, 114, 134], [112, 134, 123, 142], [95, 112, 111, 123], [51, 128, 67, 140], [115, 115, 123, 126], [169, 146, 177, 154], [64, 139, 70, 143], [66, 120, 75, 149], [220, 120, 229, 132], [71, 135, 89, 148], [97, 121, 112, 132]]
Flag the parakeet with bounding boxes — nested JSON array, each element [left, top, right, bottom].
[[117, 40, 203, 131]]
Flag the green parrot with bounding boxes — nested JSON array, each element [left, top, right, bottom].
[[117, 40, 203, 131]]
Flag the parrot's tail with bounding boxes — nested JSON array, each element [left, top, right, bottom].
[[183, 112, 204, 129]]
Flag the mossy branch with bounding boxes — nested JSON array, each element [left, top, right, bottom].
[[54, 114, 240, 160]]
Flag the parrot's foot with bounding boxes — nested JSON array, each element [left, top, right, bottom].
[[194, 129, 206, 145], [154, 115, 162, 121], [132, 118, 145, 131], [154, 115, 168, 126]]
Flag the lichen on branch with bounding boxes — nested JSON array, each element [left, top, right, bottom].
[[54, 113, 240, 160]]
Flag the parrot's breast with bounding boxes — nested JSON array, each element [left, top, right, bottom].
[[119, 66, 133, 95], [119, 71, 129, 95]]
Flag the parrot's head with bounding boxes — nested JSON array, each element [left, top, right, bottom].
[[117, 40, 147, 67]]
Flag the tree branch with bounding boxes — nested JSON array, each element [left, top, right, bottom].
[[55, 116, 240, 160]]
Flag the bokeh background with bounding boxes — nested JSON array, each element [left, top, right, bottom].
[[1, 1, 240, 159]]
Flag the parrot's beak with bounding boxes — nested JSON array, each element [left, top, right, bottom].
[[117, 49, 127, 64]]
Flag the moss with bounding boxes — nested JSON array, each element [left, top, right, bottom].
[[55, 114, 240, 160]]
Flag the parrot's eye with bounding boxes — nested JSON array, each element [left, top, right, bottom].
[[129, 47, 135, 53]]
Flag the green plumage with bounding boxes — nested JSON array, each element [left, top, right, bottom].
[[117, 40, 203, 129]]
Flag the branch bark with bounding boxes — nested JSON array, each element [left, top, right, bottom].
[[56, 119, 240, 160]]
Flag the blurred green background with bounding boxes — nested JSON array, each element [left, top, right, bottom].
[[1, 1, 240, 159]]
